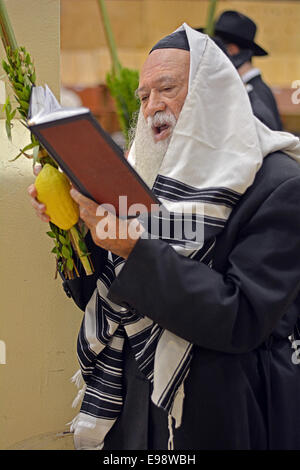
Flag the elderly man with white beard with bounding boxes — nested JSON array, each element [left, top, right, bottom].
[[28, 25, 300, 450]]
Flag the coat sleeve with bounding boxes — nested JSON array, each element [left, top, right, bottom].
[[61, 231, 107, 311], [107, 176, 300, 353]]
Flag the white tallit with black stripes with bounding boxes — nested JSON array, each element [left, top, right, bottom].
[[70, 24, 300, 450]]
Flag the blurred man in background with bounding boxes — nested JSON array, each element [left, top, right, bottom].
[[197, 10, 283, 130]]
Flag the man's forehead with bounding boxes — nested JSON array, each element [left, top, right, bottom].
[[137, 75, 178, 94], [139, 49, 190, 85]]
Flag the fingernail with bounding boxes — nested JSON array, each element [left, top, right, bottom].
[[70, 188, 78, 197]]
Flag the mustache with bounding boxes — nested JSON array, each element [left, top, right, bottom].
[[147, 111, 177, 129]]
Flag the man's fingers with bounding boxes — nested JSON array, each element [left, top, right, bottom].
[[40, 214, 50, 222], [30, 196, 46, 213], [28, 185, 47, 213], [79, 206, 99, 228], [33, 163, 42, 177], [70, 188, 98, 215], [27, 183, 37, 198], [27, 180, 50, 223]]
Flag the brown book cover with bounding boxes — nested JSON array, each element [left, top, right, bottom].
[[29, 112, 160, 218]]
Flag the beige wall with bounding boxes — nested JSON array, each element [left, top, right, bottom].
[[61, 0, 300, 87], [0, 0, 78, 450]]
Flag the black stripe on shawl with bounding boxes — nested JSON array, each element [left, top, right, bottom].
[[153, 174, 241, 207]]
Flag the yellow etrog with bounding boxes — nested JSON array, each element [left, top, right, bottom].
[[35, 163, 79, 230]]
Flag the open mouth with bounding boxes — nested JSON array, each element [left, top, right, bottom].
[[152, 123, 171, 142]]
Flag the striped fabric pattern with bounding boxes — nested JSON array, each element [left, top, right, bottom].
[[73, 175, 242, 448], [154, 174, 241, 208]]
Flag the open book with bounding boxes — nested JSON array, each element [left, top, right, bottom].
[[28, 85, 160, 218]]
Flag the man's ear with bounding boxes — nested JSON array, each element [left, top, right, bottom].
[[226, 43, 240, 56]]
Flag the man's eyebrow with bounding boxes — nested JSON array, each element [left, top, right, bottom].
[[136, 75, 177, 97]]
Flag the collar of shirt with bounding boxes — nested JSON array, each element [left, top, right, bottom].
[[241, 68, 261, 84]]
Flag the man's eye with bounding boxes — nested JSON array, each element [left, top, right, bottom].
[[140, 96, 149, 102]]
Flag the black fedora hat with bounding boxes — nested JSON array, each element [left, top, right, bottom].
[[196, 10, 268, 56]]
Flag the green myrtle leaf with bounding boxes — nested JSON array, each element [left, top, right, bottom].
[[17, 71, 24, 84], [18, 108, 27, 119], [62, 245, 71, 259], [19, 100, 29, 111], [49, 222, 59, 234], [46, 231, 56, 238], [30, 71, 36, 84], [2, 60, 10, 74], [13, 82, 23, 90], [66, 258, 74, 271], [58, 234, 67, 245]]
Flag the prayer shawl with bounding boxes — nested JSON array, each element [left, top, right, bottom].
[[70, 24, 300, 450]]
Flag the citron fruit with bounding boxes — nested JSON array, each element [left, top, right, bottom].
[[35, 163, 79, 230]]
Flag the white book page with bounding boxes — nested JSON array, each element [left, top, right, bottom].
[[28, 84, 89, 124], [30, 107, 90, 124]]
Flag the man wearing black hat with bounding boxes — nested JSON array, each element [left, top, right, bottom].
[[211, 35, 279, 131], [209, 10, 283, 131]]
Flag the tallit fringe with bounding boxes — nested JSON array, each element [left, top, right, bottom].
[[167, 378, 186, 450], [168, 414, 174, 450], [68, 369, 86, 439], [72, 385, 87, 409], [70, 369, 87, 409], [71, 369, 84, 389], [67, 413, 80, 433], [171, 380, 185, 429]]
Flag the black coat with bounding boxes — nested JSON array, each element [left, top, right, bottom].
[[246, 73, 283, 131], [63, 151, 300, 450], [248, 87, 280, 131]]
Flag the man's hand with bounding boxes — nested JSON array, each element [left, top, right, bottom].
[[70, 188, 144, 259], [27, 164, 50, 223]]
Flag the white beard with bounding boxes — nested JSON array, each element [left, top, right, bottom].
[[130, 109, 176, 188]]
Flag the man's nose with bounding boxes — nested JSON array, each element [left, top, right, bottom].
[[146, 90, 165, 117]]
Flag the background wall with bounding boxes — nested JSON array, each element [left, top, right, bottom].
[[61, 0, 300, 87], [0, 0, 78, 450]]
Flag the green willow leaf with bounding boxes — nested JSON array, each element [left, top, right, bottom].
[[78, 239, 87, 252], [5, 120, 12, 140]]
